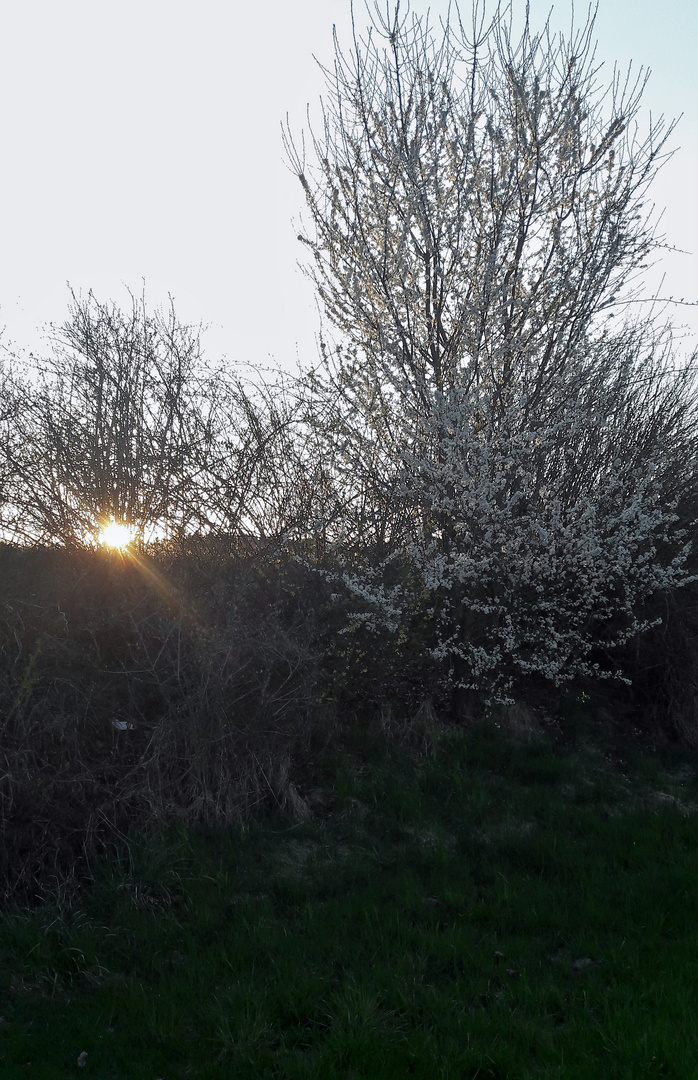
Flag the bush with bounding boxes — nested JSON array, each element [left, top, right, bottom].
[[0, 544, 323, 904]]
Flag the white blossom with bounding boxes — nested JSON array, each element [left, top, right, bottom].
[[286, 2, 698, 708]]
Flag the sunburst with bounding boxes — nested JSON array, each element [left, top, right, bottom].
[[98, 520, 136, 550]]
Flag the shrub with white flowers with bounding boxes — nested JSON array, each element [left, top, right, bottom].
[[286, 1, 698, 711]]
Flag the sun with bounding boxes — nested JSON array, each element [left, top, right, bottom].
[[98, 520, 136, 550]]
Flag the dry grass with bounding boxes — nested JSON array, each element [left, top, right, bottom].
[[0, 545, 323, 904]]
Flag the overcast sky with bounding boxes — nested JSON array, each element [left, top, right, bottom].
[[1, 0, 696, 374]]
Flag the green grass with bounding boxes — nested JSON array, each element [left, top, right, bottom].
[[2, 714, 698, 1078]]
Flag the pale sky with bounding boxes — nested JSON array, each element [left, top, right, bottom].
[[0, 0, 696, 374]]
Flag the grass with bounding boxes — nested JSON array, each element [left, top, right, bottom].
[[1, 708, 698, 1078]]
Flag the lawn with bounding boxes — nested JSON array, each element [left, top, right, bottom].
[[2, 708, 698, 1078]]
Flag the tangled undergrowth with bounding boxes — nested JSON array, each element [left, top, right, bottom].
[[1, 541, 698, 906]]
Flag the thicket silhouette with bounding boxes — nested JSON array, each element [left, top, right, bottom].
[[0, 289, 312, 548], [1, 0, 697, 902]]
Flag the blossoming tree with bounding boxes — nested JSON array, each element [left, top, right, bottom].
[[285, 0, 698, 713]]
